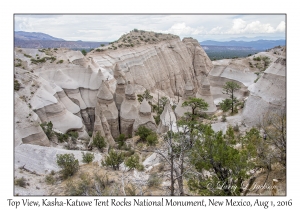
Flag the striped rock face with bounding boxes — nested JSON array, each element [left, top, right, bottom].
[[14, 31, 216, 167]]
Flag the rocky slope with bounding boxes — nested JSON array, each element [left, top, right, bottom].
[[208, 46, 286, 128], [14, 31, 214, 191], [14, 30, 215, 147], [14, 30, 286, 195]]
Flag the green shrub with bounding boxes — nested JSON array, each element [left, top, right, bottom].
[[253, 56, 261, 61], [101, 149, 124, 170], [68, 131, 78, 141], [45, 175, 55, 185], [57, 60, 64, 64], [233, 105, 238, 113], [233, 124, 239, 132], [65, 172, 112, 196], [82, 152, 95, 164], [219, 99, 232, 112], [49, 56, 56, 62], [81, 50, 87, 56], [65, 173, 91, 195], [199, 112, 209, 119], [147, 174, 161, 187], [136, 126, 152, 141], [56, 132, 69, 143], [23, 53, 32, 58], [221, 114, 227, 122], [14, 80, 21, 91], [92, 132, 107, 151], [14, 177, 27, 188], [30, 57, 47, 64], [50, 170, 55, 175], [154, 115, 160, 125], [40, 121, 54, 139], [88, 131, 93, 137], [123, 146, 135, 156], [136, 164, 144, 171], [116, 134, 126, 149], [101, 44, 105, 47], [124, 154, 143, 171], [172, 104, 176, 111], [146, 133, 158, 146], [56, 153, 79, 179]]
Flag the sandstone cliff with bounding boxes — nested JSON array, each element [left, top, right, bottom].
[[15, 32, 216, 145]]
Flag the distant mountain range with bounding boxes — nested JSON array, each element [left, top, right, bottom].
[[213, 36, 285, 42], [201, 45, 255, 51], [14, 31, 286, 51], [14, 31, 108, 49], [200, 39, 286, 50], [15, 31, 65, 41]]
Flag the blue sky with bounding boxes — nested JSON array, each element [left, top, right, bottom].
[[14, 14, 286, 42]]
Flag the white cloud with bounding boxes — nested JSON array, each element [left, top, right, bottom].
[[208, 26, 223, 34], [232, 18, 247, 31], [225, 18, 286, 34], [163, 23, 205, 36], [276, 21, 286, 32], [14, 15, 286, 41]]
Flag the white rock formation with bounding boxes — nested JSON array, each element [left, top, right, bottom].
[[208, 50, 286, 126], [15, 144, 102, 174], [157, 102, 178, 134], [91, 112, 115, 147], [120, 81, 140, 137], [242, 56, 286, 126], [133, 99, 157, 134], [95, 81, 119, 139], [14, 92, 49, 147], [14, 33, 228, 196], [115, 76, 126, 110]]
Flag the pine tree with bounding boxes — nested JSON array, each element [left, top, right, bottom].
[[101, 149, 124, 170], [92, 132, 107, 151], [188, 125, 251, 196], [222, 81, 241, 113], [182, 97, 209, 120]]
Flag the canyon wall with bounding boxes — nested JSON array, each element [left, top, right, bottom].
[[14, 33, 215, 146]]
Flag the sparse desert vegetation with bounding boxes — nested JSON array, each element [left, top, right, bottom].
[[14, 29, 286, 196]]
